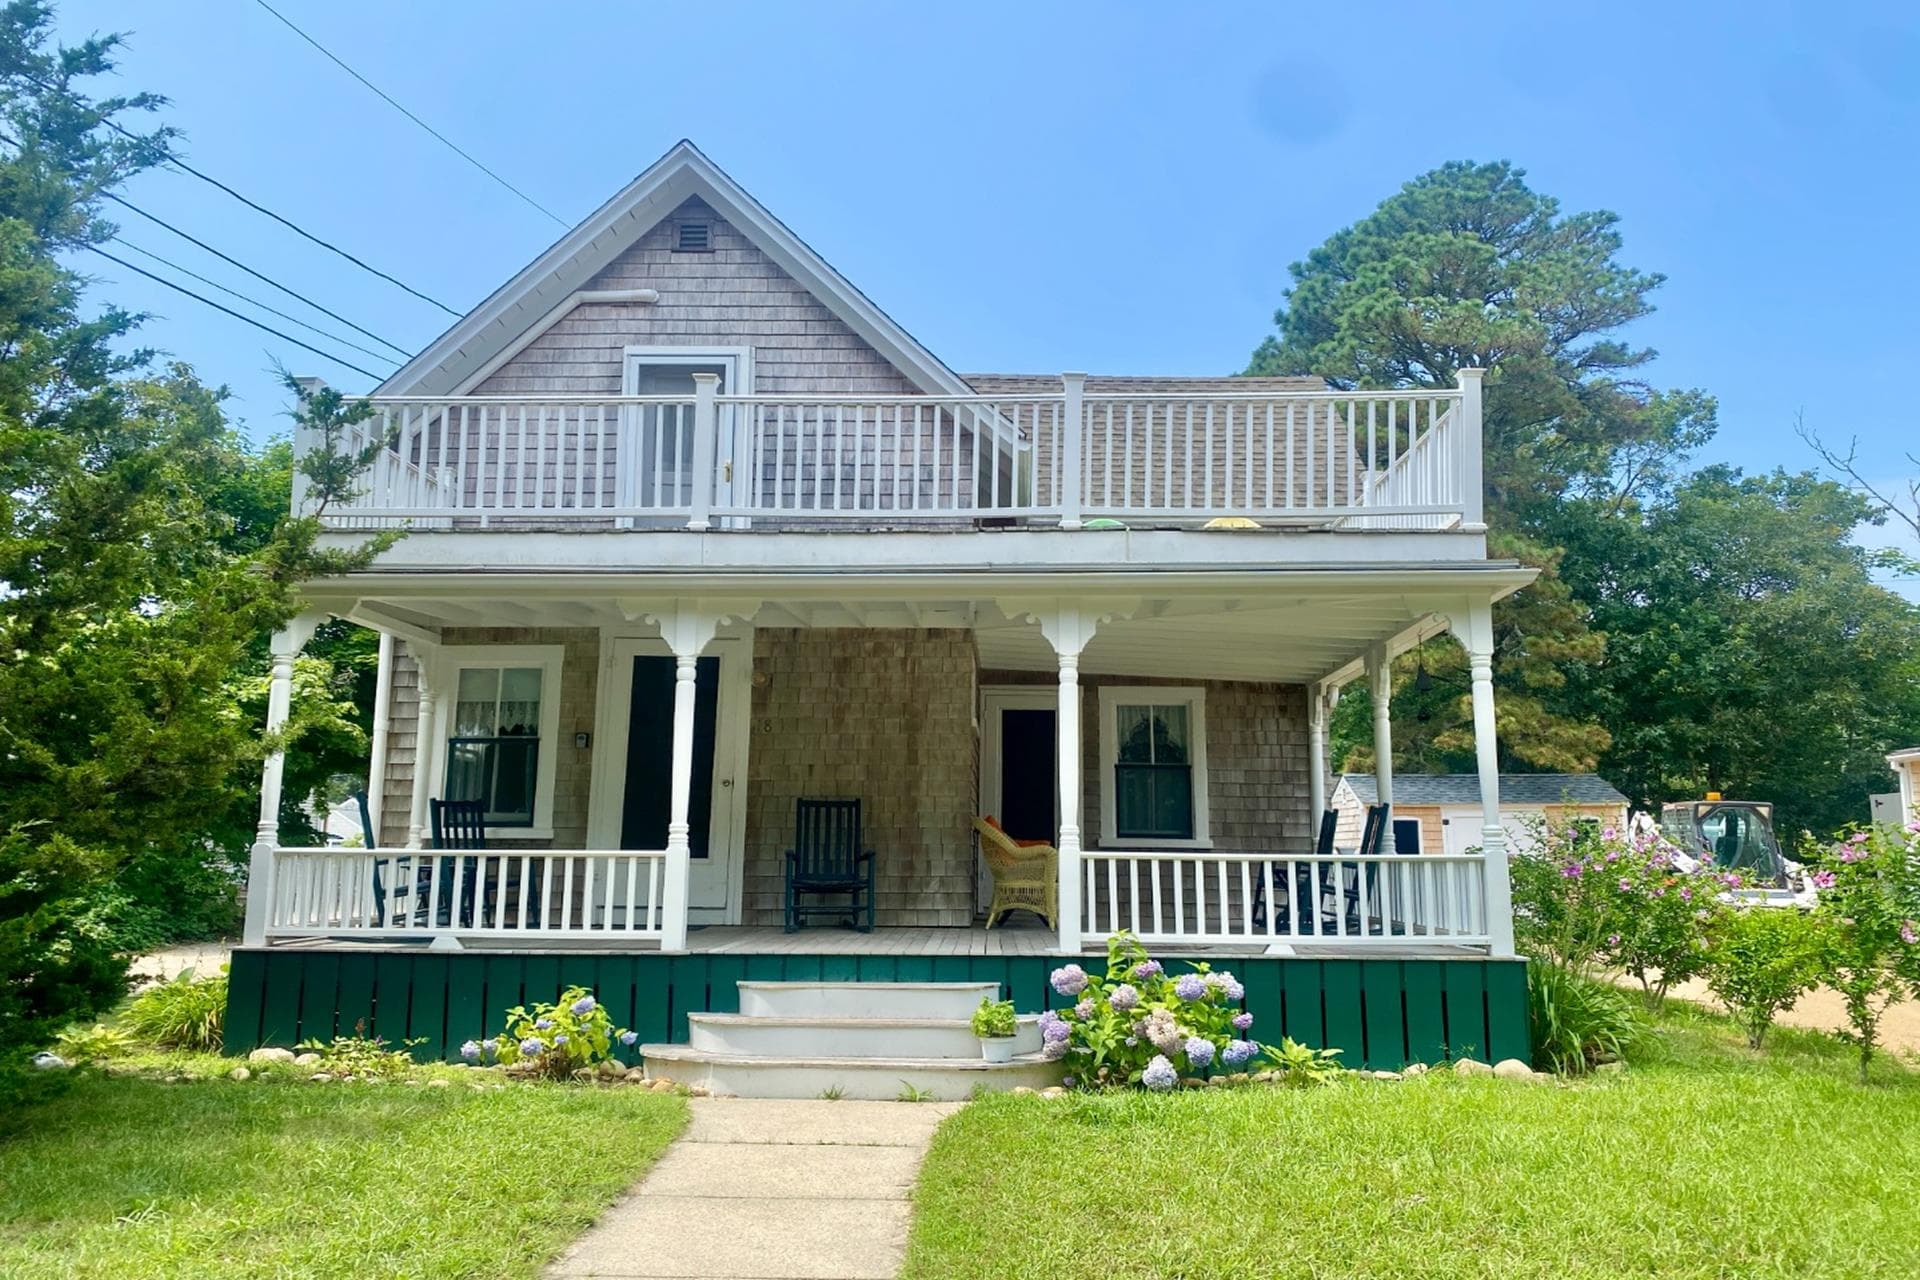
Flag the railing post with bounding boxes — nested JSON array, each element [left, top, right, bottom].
[[1058, 372, 1085, 529], [242, 612, 323, 946], [1456, 367, 1485, 531], [688, 372, 719, 531]]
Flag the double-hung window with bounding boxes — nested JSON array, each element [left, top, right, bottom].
[[1098, 686, 1210, 848], [436, 646, 564, 834]]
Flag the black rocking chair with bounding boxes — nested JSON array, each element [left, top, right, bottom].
[[783, 798, 876, 933], [1252, 808, 1337, 932], [1339, 803, 1392, 932], [429, 798, 486, 929]]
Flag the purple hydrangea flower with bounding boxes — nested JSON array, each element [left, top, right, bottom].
[[618, 1030, 639, 1046], [1042, 1038, 1067, 1061], [1206, 972, 1245, 1002], [1174, 974, 1208, 1002], [1232, 1012, 1254, 1033], [519, 1037, 545, 1056], [1141, 1008, 1183, 1054], [1132, 959, 1163, 980], [1142, 1055, 1177, 1091], [534, 1018, 554, 1031], [571, 995, 597, 1016], [1221, 1039, 1259, 1069], [1050, 964, 1089, 996], [553, 1033, 570, 1047], [1184, 1036, 1215, 1068], [1108, 983, 1140, 1012], [459, 1040, 481, 1061], [1061, 1076, 1076, 1089], [1073, 999, 1095, 1020], [1038, 1011, 1072, 1044]]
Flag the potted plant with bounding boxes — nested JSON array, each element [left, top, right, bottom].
[[971, 996, 1019, 1062]]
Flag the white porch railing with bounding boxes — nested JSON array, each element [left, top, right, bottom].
[[296, 377, 1482, 531], [1077, 850, 1492, 948], [263, 847, 670, 942]]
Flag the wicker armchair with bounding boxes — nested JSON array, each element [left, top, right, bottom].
[[972, 817, 1058, 929]]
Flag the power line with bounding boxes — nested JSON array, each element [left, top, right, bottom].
[[252, 0, 568, 229], [86, 244, 387, 379], [17, 67, 463, 316], [112, 236, 400, 367], [101, 191, 413, 358]]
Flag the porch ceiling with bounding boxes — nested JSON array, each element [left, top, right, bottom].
[[316, 580, 1488, 686]]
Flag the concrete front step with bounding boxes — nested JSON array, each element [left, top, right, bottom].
[[640, 1043, 1063, 1101], [736, 980, 1001, 1021], [687, 1011, 1042, 1059]]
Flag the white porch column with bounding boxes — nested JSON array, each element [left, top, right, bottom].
[[1451, 600, 1516, 956], [242, 612, 323, 947], [1306, 684, 1330, 820], [1054, 645, 1085, 953], [405, 645, 443, 850], [642, 601, 744, 951], [364, 630, 395, 840], [1366, 642, 1394, 807]]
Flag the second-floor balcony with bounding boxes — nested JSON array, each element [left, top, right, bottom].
[[301, 373, 1486, 538]]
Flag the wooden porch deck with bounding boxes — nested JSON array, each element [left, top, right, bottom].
[[265, 922, 1487, 960]]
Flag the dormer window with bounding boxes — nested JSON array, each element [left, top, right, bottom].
[[672, 219, 714, 252]]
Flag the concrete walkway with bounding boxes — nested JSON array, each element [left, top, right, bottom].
[[547, 1098, 959, 1280]]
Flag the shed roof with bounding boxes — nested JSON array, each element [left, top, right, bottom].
[[1340, 773, 1629, 807]]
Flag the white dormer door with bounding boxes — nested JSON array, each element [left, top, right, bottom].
[[621, 347, 752, 519]]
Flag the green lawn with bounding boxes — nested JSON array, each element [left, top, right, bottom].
[[903, 1008, 1920, 1280], [0, 1063, 685, 1280]]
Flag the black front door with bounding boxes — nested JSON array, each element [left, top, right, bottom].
[[620, 655, 719, 856], [1000, 707, 1057, 841]]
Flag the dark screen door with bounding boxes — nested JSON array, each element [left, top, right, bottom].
[[1000, 707, 1057, 842], [620, 655, 719, 856]]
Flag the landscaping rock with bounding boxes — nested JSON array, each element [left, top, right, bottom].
[[1454, 1058, 1493, 1077], [596, 1060, 626, 1079], [309, 1072, 334, 1083], [31, 1052, 69, 1070], [293, 1053, 321, 1067], [1039, 1087, 1067, 1099], [248, 1047, 296, 1065], [1010, 1086, 1036, 1096], [1368, 1070, 1404, 1082], [1180, 1076, 1206, 1089], [1492, 1058, 1537, 1081], [426, 1078, 450, 1088], [1403, 1062, 1430, 1077], [227, 1066, 251, 1082], [647, 1078, 675, 1093], [1595, 1060, 1626, 1075], [1253, 1070, 1279, 1084], [686, 1084, 710, 1098]]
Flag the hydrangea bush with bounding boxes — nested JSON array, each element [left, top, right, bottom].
[[1049, 933, 1265, 1090], [1803, 822, 1920, 1081], [1510, 819, 1740, 1007], [485, 986, 636, 1081]]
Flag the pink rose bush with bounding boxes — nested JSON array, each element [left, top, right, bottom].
[[1803, 823, 1920, 1081]]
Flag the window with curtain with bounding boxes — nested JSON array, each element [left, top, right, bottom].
[[445, 666, 544, 826], [1112, 702, 1195, 840]]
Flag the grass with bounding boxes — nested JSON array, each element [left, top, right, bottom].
[[0, 1059, 686, 1280], [902, 1005, 1920, 1280]]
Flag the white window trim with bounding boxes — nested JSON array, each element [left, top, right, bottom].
[[620, 345, 754, 394], [430, 644, 566, 840], [1097, 685, 1212, 850]]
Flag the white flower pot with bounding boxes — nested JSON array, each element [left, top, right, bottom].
[[980, 1037, 1016, 1063]]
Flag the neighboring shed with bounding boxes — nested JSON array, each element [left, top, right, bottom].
[[1333, 773, 1631, 856], [1889, 748, 1920, 827]]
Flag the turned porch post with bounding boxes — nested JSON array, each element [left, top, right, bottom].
[[405, 644, 443, 850], [1054, 645, 1085, 952], [661, 650, 700, 951], [1452, 600, 1516, 956], [1365, 642, 1394, 807], [242, 612, 323, 947]]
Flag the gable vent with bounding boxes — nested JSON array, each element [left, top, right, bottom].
[[673, 219, 714, 252]]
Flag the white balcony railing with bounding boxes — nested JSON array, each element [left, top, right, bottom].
[[263, 846, 670, 942], [1077, 850, 1492, 948], [295, 375, 1485, 532]]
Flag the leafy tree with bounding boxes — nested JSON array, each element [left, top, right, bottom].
[[0, 6, 376, 1080], [1554, 468, 1920, 837]]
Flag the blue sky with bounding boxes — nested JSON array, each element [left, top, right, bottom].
[[57, 1, 1920, 578]]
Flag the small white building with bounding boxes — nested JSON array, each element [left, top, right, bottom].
[[1889, 748, 1920, 826], [1333, 772, 1630, 856]]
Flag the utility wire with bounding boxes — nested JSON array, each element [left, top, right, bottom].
[[17, 67, 462, 315], [112, 235, 400, 367], [252, 0, 568, 229], [86, 245, 387, 379], [101, 191, 413, 358]]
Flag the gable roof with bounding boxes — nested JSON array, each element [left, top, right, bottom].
[[1340, 773, 1629, 807], [380, 140, 974, 399]]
